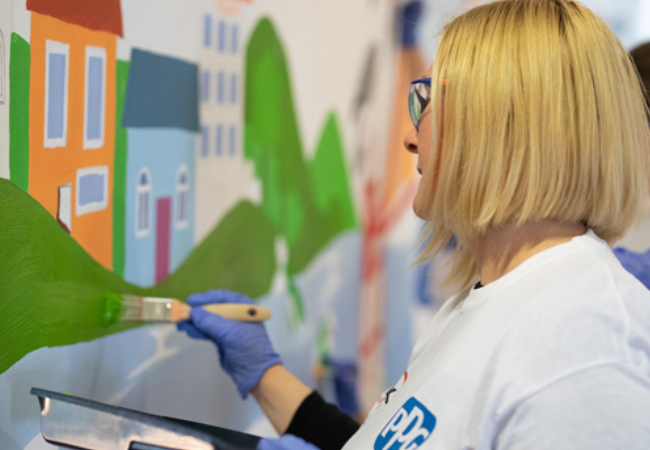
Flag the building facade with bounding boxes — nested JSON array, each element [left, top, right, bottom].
[[122, 49, 199, 287], [194, 8, 259, 243], [26, 0, 122, 269]]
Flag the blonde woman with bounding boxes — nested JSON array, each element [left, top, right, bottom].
[[179, 1, 650, 448]]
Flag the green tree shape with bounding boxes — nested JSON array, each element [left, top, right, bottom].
[[244, 18, 358, 278]]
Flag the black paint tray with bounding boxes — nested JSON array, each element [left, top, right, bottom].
[[31, 387, 260, 450]]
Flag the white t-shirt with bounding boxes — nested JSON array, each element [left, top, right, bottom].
[[343, 230, 650, 450]]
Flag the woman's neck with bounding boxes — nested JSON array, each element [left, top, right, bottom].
[[468, 221, 587, 286]]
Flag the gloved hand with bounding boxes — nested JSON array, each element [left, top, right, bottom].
[[177, 289, 282, 399], [258, 435, 322, 450]]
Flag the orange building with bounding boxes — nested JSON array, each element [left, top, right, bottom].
[[27, 0, 123, 269]]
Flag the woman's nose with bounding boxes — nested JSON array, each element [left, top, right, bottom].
[[403, 127, 418, 154]]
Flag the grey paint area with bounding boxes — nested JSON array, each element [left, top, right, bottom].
[[122, 49, 199, 132]]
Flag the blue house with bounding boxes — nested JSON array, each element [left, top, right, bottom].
[[122, 48, 199, 287]]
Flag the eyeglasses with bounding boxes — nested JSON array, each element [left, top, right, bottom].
[[409, 77, 432, 131]]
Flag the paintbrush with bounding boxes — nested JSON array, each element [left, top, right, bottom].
[[102, 293, 271, 325]]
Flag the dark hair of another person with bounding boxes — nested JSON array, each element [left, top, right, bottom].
[[631, 42, 650, 110]]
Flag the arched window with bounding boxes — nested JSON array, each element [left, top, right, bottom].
[[136, 169, 151, 237], [176, 166, 190, 228]]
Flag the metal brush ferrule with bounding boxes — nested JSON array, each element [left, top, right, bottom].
[[141, 298, 174, 322]]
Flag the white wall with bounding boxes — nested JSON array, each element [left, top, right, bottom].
[[0, 0, 11, 180]]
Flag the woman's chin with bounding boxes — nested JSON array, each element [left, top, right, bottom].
[[412, 201, 431, 222]]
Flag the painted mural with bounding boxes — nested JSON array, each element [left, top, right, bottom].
[[1, 0, 648, 448], [0, 0, 429, 448]]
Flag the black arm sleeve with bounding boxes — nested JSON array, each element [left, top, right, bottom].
[[285, 391, 361, 450]]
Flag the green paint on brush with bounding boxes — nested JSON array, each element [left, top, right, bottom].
[[0, 180, 276, 375], [9, 33, 30, 192], [102, 293, 126, 327], [112, 60, 130, 278]]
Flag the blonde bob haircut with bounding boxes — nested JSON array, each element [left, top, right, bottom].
[[419, 0, 650, 288]]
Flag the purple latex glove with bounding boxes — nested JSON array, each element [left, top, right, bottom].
[[177, 289, 281, 399], [258, 435, 322, 450]]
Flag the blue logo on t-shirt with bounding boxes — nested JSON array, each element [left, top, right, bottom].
[[374, 397, 436, 450]]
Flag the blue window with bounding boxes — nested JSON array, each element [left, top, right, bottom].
[[86, 57, 103, 140], [203, 15, 212, 47], [217, 71, 225, 104], [47, 54, 66, 139], [230, 74, 237, 104], [76, 166, 108, 215], [218, 21, 226, 52], [229, 125, 236, 155], [216, 125, 223, 155], [201, 126, 209, 157], [45, 40, 69, 147], [84, 46, 106, 149], [232, 25, 239, 53], [201, 70, 210, 102]]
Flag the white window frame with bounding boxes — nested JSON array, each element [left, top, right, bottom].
[[44, 40, 70, 148], [76, 165, 109, 216], [175, 165, 190, 229], [84, 46, 107, 150], [136, 168, 152, 237]]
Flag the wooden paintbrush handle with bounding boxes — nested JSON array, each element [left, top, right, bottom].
[[201, 304, 272, 322]]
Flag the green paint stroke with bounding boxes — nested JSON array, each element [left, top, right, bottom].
[[9, 33, 30, 192], [0, 180, 141, 375], [112, 60, 130, 278], [245, 18, 357, 279], [0, 180, 275, 374]]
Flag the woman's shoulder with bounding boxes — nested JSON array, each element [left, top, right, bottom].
[[493, 240, 650, 379]]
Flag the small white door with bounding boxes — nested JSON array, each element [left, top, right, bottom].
[[57, 183, 72, 233]]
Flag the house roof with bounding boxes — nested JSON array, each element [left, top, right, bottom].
[[122, 49, 200, 132], [27, 0, 123, 37]]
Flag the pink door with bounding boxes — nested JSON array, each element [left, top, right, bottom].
[[155, 197, 172, 283]]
